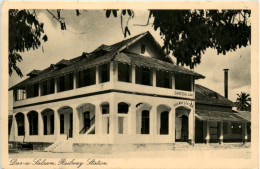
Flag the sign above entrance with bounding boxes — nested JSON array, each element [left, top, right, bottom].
[[174, 101, 193, 108]]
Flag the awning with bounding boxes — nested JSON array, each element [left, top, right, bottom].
[[195, 110, 248, 122]]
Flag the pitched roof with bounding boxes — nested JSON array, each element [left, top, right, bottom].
[[195, 110, 248, 122], [233, 110, 251, 122], [195, 84, 234, 107], [10, 31, 204, 90]]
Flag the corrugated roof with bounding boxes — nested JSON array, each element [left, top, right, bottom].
[[9, 31, 204, 90], [195, 110, 248, 122], [195, 84, 234, 107]]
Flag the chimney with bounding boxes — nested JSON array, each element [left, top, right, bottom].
[[223, 69, 229, 98]]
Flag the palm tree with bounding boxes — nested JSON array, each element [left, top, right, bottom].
[[236, 92, 251, 111]]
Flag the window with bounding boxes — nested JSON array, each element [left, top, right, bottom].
[[26, 83, 39, 98], [60, 114, 64, 134], [118, 63, 131, 83], [42, 79, 55, 96], [175, 74, 192, 91], [141, 110, 150, 134], [160, 111, 169, 135], [50, 115, 54, 134], [58, 73, 74, 92], [102, 104, 109, 114], [43, 116, 47, 135], [141, 44, 146, 54], [118, 103, 129, 114], [100, 63, 110, 83], [78, 67, 96, 88], [156, 70, 171, 88], [136, 66, 152, 86], [231, 122, 242, 134]]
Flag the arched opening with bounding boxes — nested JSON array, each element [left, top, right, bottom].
[[15, 113, 24, 136], [136, 102, 152, 134], [58, 106, 73, 138], [77, 103, 95, 134], [118, 102, 129, 134], [27, 111, 38, 135], [41, 109, 54, 135], [101, 102, 110, 134], [160, 111, 169, 135], [157, 105, 171, 135], [141, 110, 150, 134], [175, 107, 190, 142]]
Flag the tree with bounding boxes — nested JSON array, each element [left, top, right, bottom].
[[9, 9, 251, 77], [9, 9, 47, 77], [236, 92, 251, 111]]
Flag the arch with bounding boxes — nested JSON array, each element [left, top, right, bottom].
[[136, 102, 152, 134], [27, 111, 38, 135], [41, 108, 55, 135], [58, 106, 73, 138], [15, 112, 25, 136], [175, 106, 191, 117], [77, 103, 96, 134], [157, 104, 171, 135]]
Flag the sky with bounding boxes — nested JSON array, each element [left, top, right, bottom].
[[8, 10, 251, 111]]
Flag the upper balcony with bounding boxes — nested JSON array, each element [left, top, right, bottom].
[[12, 61, 197, 108]]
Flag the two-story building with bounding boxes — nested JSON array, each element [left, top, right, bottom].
[[8, 31, 249, 153]]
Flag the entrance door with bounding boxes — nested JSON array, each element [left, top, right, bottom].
[[181, 116, 188, 141]]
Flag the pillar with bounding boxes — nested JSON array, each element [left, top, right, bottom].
[[169, 108, 175, 139], [150, 107, 156, 135], [54, 77, 58, 93], [73, 71, 77, 89], [113, 62, 118, 82], [152, 69, 156, 87], [219, 121, 223, 144], [72, 106, 79, 139], [110, 62, 114, 83], [131, 65, 136, 84], [130, 102, 136, 135], [38, 82, 42, 96], [172, 74, 175, 90], [38, 111, 43, 136], [205, 121, 210, 144], [109, 100, 116, 136], [243, 122, 248, 144], [24, 113, 29, 137], [188, 110, 194, 144], [54, 108, 60, 138], [95, 103, 101, 135], [96, 66, 99, 84]]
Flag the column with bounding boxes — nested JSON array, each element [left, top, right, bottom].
[[150, 107, 156, 135], [152, 69, 156, 87], [109, 100, 116, 136], [24, 113, 29, 137], [110, 62, 114, 83], [172, 74, 175, 90], [73, 71, 77, 89], [205, 121, 210, 144], [72, 106, 79, 139], [38, 82, 42, 96], [113, 62, 118, 82], [188, 110, 194, 144], [129, 103, 136, 135], [131, 65, 136, 84], [38, 111, 43, 136], [169, 109, 175, 139], [54, 77, 58, 93], [219, 121, 223, 144], [96, 66, 99, 84], [54, 108, 60, 138], [243, 122, 248, 144], [95, 103, 101, 135]]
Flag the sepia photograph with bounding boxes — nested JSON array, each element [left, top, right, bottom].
[[1, 1, 259, 169]]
